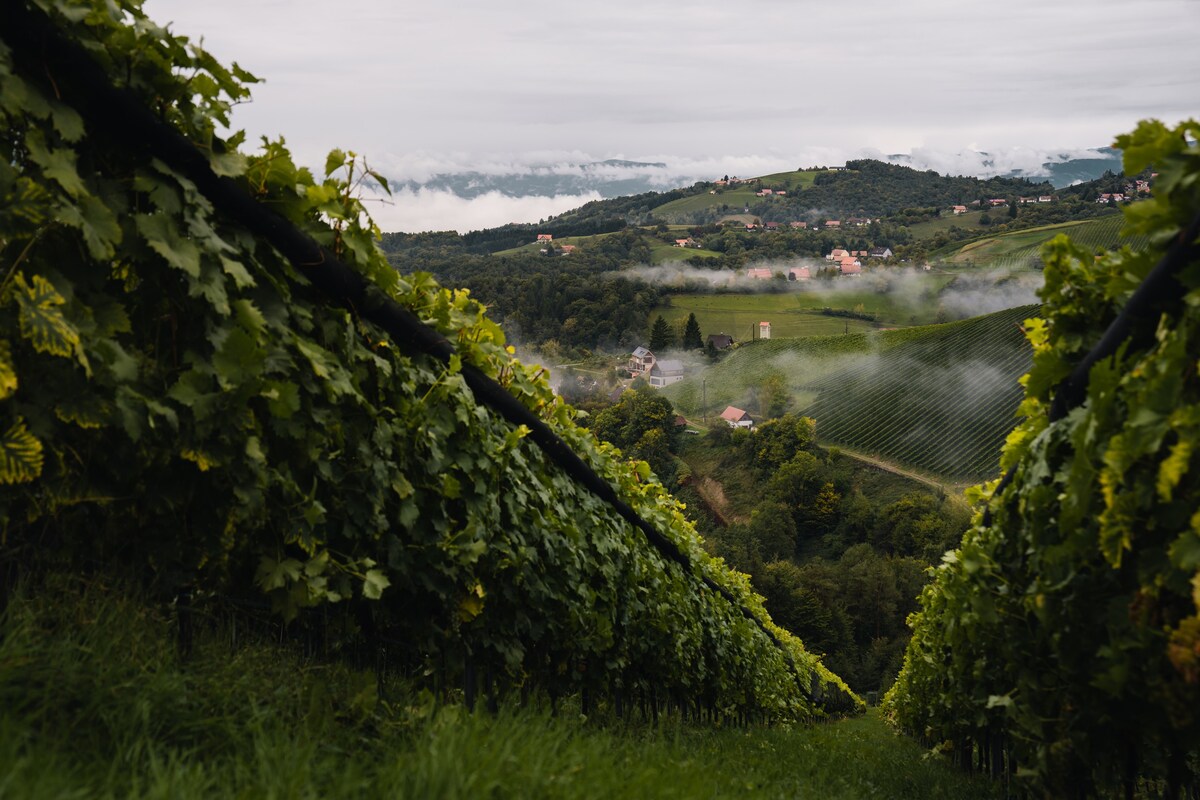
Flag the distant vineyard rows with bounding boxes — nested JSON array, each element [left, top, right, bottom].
[[802, 305, 1037, 482]]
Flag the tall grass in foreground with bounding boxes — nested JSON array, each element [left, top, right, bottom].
[[0, 577, 998, 799]]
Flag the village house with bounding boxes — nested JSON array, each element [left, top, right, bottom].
[[560, 245, 576, 254], [847, 218, 870, 227], [789, 221, 807, 229], [706, 332, 734, 350], [787, 266, 811, 281], [868, 247, 892, 259], [1038, 196, 1053, 203], [765, 221, 781, 231], [827, 248, 850, 261], [674, 238, 696, 248], [648, 359, 685, 388], [746, 268, 774, 280], [839, 257, 862, 275], [628, 346, 655, 375], [720, 406, 754, 429], [989, 198, 1007, 207], [825, 220, 842, 228], [537, 233, 553, 241], [758, 321, 772, 340], [952, 205, 967, 215]]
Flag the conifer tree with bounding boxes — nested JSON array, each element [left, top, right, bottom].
[[649, 315, 673, 351], [682, 313, 704, 350]]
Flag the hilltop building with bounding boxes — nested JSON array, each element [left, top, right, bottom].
[[758, 321, 772, 340]]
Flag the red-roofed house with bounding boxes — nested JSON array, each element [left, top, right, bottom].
[[560, 245, 576, 254], [746, 268, 774, 280], [789, 221, 807, 229], [839, 258, 862, 275], [827, 248, 849, 261], [720, 406, 754, 428], [537, 233, 553, 241], [787, 266, 811, 281], [758, 321, 771, 340], [952, 205, 967, 214], [825, 220, 842, 228]]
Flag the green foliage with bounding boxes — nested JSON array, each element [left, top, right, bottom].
[[885, 119, 1200, 795], [649, 314, 673, 351], [682, 312, 704, 350], [0, 0, 854, 722]]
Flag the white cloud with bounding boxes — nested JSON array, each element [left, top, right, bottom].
[[366, 187, 602, 233]]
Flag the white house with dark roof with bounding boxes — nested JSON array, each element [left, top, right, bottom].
[[648, 359, 685, 387]]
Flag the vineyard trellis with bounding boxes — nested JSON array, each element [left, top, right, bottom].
[[885, 120, 1200, 798], [0, 0, 858, 722]]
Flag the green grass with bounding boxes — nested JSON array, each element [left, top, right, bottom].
[[651, 243, 722, 264], [2, 577, 1000, 799], [931, 214, 1145, 269], [906, 210, 989, 239], [652, 171, 825, 219], [655, 276, 958, 340]]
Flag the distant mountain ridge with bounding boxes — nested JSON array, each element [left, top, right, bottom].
[[387, 150, 1124, 201]]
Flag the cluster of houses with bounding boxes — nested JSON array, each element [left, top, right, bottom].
[[533, 233, 575, 254], [627, 346, 685, 388]]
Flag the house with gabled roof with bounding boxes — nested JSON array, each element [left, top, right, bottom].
[[707, 332, 734, 350], [788, 266, 811, 281], [629, 346, 655, 374], [952, 205, 967, 214], [868, 247, 892, 259], [649, 359, 685, 388], [720, 406, 754, 428], [746, 268, 774, 280], [537, 233, 553, 241]]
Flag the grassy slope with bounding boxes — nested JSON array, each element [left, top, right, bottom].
[[656, 275, 956, 341], [652, 171, 824, 218], [931, 214, 1144, 267], [2, 580, 999, 800]]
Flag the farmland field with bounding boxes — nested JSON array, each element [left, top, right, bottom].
[[653, 273, 962, 338], [932, 213, 1144, 269], [651, 170, 824, 219]]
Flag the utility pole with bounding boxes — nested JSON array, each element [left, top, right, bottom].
[[702, 379, 707, 422]]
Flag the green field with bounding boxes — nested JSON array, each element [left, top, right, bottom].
[[654, 273, 960, 340], [651, 243, 722, 263], [651, 170, 824, 219], [906, 210, 989, 239], [932, 213, 1145, 269]]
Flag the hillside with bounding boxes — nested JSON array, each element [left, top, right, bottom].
[[931, 213, 1150, 268], [665, 305, 1037, 483]]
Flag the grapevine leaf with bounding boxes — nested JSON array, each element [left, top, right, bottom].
[[362, 568, 390, 600], [13, 272, 85, 370], [0, 419, 43, 485], [135, 213, 201, 277], [0, 341, 16, 399]]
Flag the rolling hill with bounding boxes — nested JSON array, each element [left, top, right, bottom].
[[665, 305, 1038, 483]]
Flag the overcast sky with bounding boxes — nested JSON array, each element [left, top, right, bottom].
[[144, 0, 1200, 230]]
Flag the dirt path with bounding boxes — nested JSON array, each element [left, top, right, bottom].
[[833, 447, 972, 505]]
